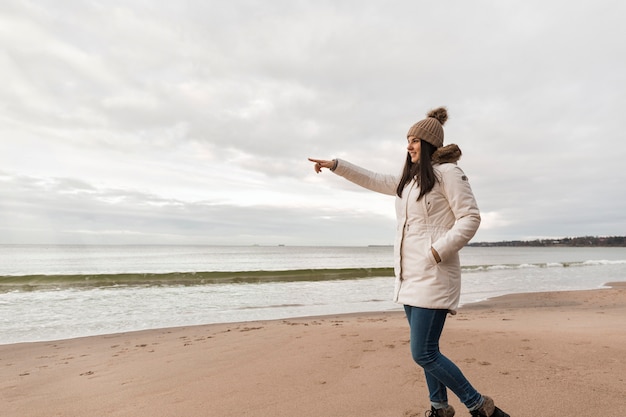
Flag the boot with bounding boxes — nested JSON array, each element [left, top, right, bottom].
[[425, 404, 455, 417], [469, 396, 510, 417]]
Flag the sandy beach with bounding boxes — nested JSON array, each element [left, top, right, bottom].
[[2, 282, 625, 417]]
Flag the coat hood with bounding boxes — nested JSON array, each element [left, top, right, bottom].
[[432, 144, 461, 165]]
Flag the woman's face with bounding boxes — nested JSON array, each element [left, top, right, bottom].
[[407, 136, 421, 163]]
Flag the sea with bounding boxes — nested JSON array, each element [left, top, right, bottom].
[[1, 244, 625, 345]]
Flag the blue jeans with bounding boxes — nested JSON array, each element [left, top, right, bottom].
[[404, 305, 482, 410]]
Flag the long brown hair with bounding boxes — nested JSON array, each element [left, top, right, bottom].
[[396, 140, 438, 200]]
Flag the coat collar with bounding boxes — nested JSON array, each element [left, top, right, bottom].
[[432, 144, 462, 164]]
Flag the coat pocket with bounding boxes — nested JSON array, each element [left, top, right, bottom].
[[403, 234, 438, 280]]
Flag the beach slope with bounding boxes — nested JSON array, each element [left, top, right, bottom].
[[2, 283, 625, 416]]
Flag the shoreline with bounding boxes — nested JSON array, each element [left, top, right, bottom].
[[1, 281, 619, 347], [2, 282, 626, 416]]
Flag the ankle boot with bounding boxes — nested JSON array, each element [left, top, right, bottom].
[[469, 396, 510, 417], [426, 404, 455, 417]]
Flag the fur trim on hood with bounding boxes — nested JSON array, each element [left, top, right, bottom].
[[432, 144, 461, 164]]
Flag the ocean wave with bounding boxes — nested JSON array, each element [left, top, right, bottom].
[[456, 259, 626, 273], [581, 259, 626, 266], [1, 259, 624, 293], [0, 268, 394, 293]]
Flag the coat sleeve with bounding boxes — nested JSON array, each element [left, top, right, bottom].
[[332, 159, 398, 196], [431, 165, 481, 261]]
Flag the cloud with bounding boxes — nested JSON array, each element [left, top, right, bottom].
[[0, 171, 395, 245], [1, 0, 625, 245]]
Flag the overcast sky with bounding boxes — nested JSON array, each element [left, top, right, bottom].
[[1, 0, 625, 246]]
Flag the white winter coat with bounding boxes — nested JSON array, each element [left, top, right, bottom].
[[333, 144, 480, 313]]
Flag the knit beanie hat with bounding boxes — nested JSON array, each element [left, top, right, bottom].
[[406, 107, 448, 148]]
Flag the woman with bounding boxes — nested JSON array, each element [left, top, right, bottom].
[[308, 107, 509, 417]]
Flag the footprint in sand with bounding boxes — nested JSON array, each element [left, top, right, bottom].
[[240, 326, 263, 332], [282, 321, 308, 326]]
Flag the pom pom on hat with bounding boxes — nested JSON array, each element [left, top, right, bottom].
[[407, 106, 448, 148], [427, 107, 448, 126]]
